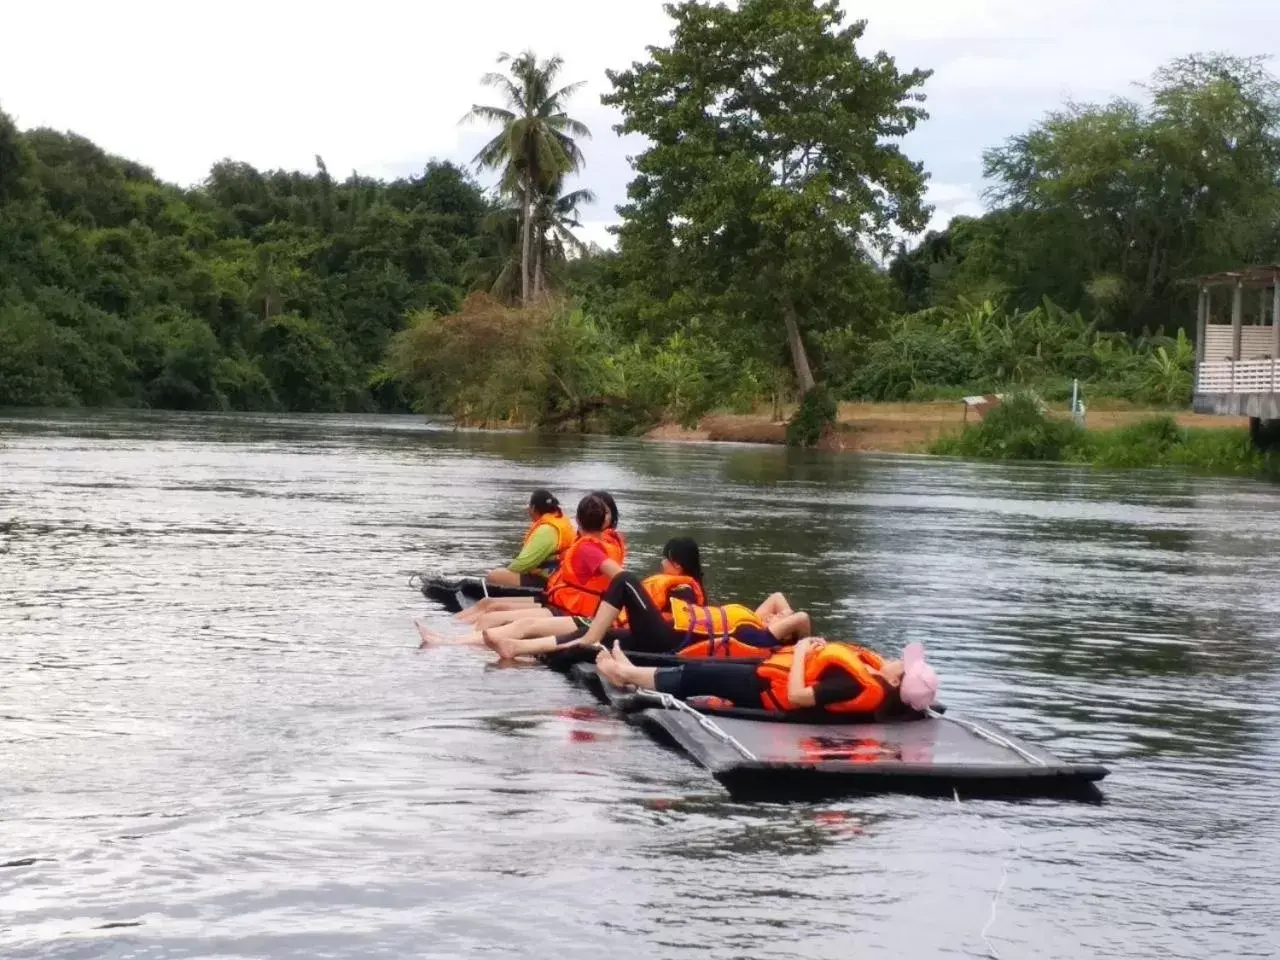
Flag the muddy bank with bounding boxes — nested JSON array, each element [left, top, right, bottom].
[[644, 401, 1248, 454]]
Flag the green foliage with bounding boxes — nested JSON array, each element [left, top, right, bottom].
[[0, 106, 496, 412], [830, 296, 1194, 405], [896, 55, 1280, 333], [463, 51, 591, 305], [933, 399, 1280, 480], [932, 392, 1086, 462], [786, 385, 838, 447], [387, 293, 769, 431], [603, 0, 931, 391]]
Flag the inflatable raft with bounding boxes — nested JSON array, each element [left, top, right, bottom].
[[565, 662, 1109, 801], [414, 575, 543, 613]]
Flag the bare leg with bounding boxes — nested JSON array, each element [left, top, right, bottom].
[[483, 628, 563, 661], [595, 644, 658, 689], [767, 611, 812, 644], [755, 592, 794, 622], [572, 601, 625, 651], [486, 616, 580, 644], [415, 619, 486, 648], [484, 567, 523, 588], [472, 606, 554, 631], [455, 596, 539, 623]]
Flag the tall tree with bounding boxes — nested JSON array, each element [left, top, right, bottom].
[[604, 0, 931, 392], [480, 180, 596, 302], [983, 54, 1280, 331], [463, 52, 590, 305]]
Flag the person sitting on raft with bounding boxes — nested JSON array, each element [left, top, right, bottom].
[[480, 566, 811, 660], [457, 489, 626, 623], [594, 638, 940, 719], [424, 537, 706, 649], [420, 493, 626, 643], [481, 489, 576, 589]]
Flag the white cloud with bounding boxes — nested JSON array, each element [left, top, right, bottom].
[[2, 0, 1277, 246]]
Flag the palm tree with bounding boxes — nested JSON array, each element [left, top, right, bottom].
[[462, 51, 590, 305], [479, 180, 596, 303]]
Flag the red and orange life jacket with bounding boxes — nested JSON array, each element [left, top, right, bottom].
[[601, 528, 628, 565], [755, 644, 888, 715], [520, 511, 577, 576], [670, 599, 772, 660], [543, 532, 626, 617], [617, 574, 706, 627]]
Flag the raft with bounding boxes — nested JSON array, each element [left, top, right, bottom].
[[416, 575, 543, 613], [566, 663, 1109, 801]]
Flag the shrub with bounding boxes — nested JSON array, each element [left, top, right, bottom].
[[786, 384, 838, 447], [931, 391, 1088, 461]]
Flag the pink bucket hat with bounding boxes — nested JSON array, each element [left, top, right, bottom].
[[899, 642, 939, 712]]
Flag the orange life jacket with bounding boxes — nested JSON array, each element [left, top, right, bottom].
[[755, 644, 888, 715], [543, 533, 624, 617], [520, 511, 576, 575], [670, 599, 772, 660], [601, 528, 628, 565], [617, 574, 706, 627]]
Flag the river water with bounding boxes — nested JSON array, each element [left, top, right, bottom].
[[2, 410, 1278, 960]]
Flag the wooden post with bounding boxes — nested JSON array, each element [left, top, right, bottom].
[[1196, 287, 1207, 367], [1272, 282, 1279, 393], [1273, 282, 1280, 359], [1232, 282, 1244, 361]]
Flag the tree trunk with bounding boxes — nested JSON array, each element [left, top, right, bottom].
[[532, 225, 544, 301], [520, 185, 533, 306], [782, 301, 816, 393]]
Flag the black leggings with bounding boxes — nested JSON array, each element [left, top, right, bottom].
[[599, 571, 683, 654], [653, 661, 765, 708]]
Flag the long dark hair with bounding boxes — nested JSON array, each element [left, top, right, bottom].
[[591, 490, 619, 529], [575, 493, 609, 534], [663, 537, 704, 584]]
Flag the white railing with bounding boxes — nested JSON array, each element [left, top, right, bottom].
[[1197, 359, 1280, 394]]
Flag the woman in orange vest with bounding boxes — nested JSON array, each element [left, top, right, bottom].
[[593, 638, 940, 720], [455, 490, 626, 625], [480, 557, 810, 661], [473, 537, 706, 655], [481, 489, 576, 589], [420, 494, 624, 647]]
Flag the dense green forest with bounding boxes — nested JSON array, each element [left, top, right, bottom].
[[4, 0, 1280, 428]]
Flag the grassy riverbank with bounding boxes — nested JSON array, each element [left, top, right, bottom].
[[645, 399, 1247, 455], [926, 395, 1277, 478]]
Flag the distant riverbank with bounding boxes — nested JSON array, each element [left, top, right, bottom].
[[643, 400, 1247, 454]]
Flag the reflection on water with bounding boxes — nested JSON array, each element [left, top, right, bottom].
[[2, 408, 1279, 960]]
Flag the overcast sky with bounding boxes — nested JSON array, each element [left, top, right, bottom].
[[3, 0, 1278, 248]]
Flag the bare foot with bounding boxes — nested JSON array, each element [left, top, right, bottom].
[[415, 620, 445, 648], [482, 628, 518, 661], [610, 643, 636, 670], [595, 646, 626, 686]]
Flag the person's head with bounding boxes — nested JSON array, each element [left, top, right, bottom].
[[876, 642, 939, 713], [661, 537, 704, 583], [528, 489, 561, 520], [590, 490, 619, 530], [575, 493, 609, 534]]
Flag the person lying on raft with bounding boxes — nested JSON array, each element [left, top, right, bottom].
[[423, 537, 705, 649], [457, 489, 626, 622], [594, 638, 939, 719], [420, 493, 626, 644], [479, 488, 576, 590], [479, 566, 811, 660]]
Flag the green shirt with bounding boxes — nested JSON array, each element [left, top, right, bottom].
[[508, 524, 560, 574]]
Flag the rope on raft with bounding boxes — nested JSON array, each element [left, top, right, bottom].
[[929, 708, 1047, 767], [639, 690, 759, 762]]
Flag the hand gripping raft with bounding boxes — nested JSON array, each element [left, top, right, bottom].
[[567, 663, 1109, 802]]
